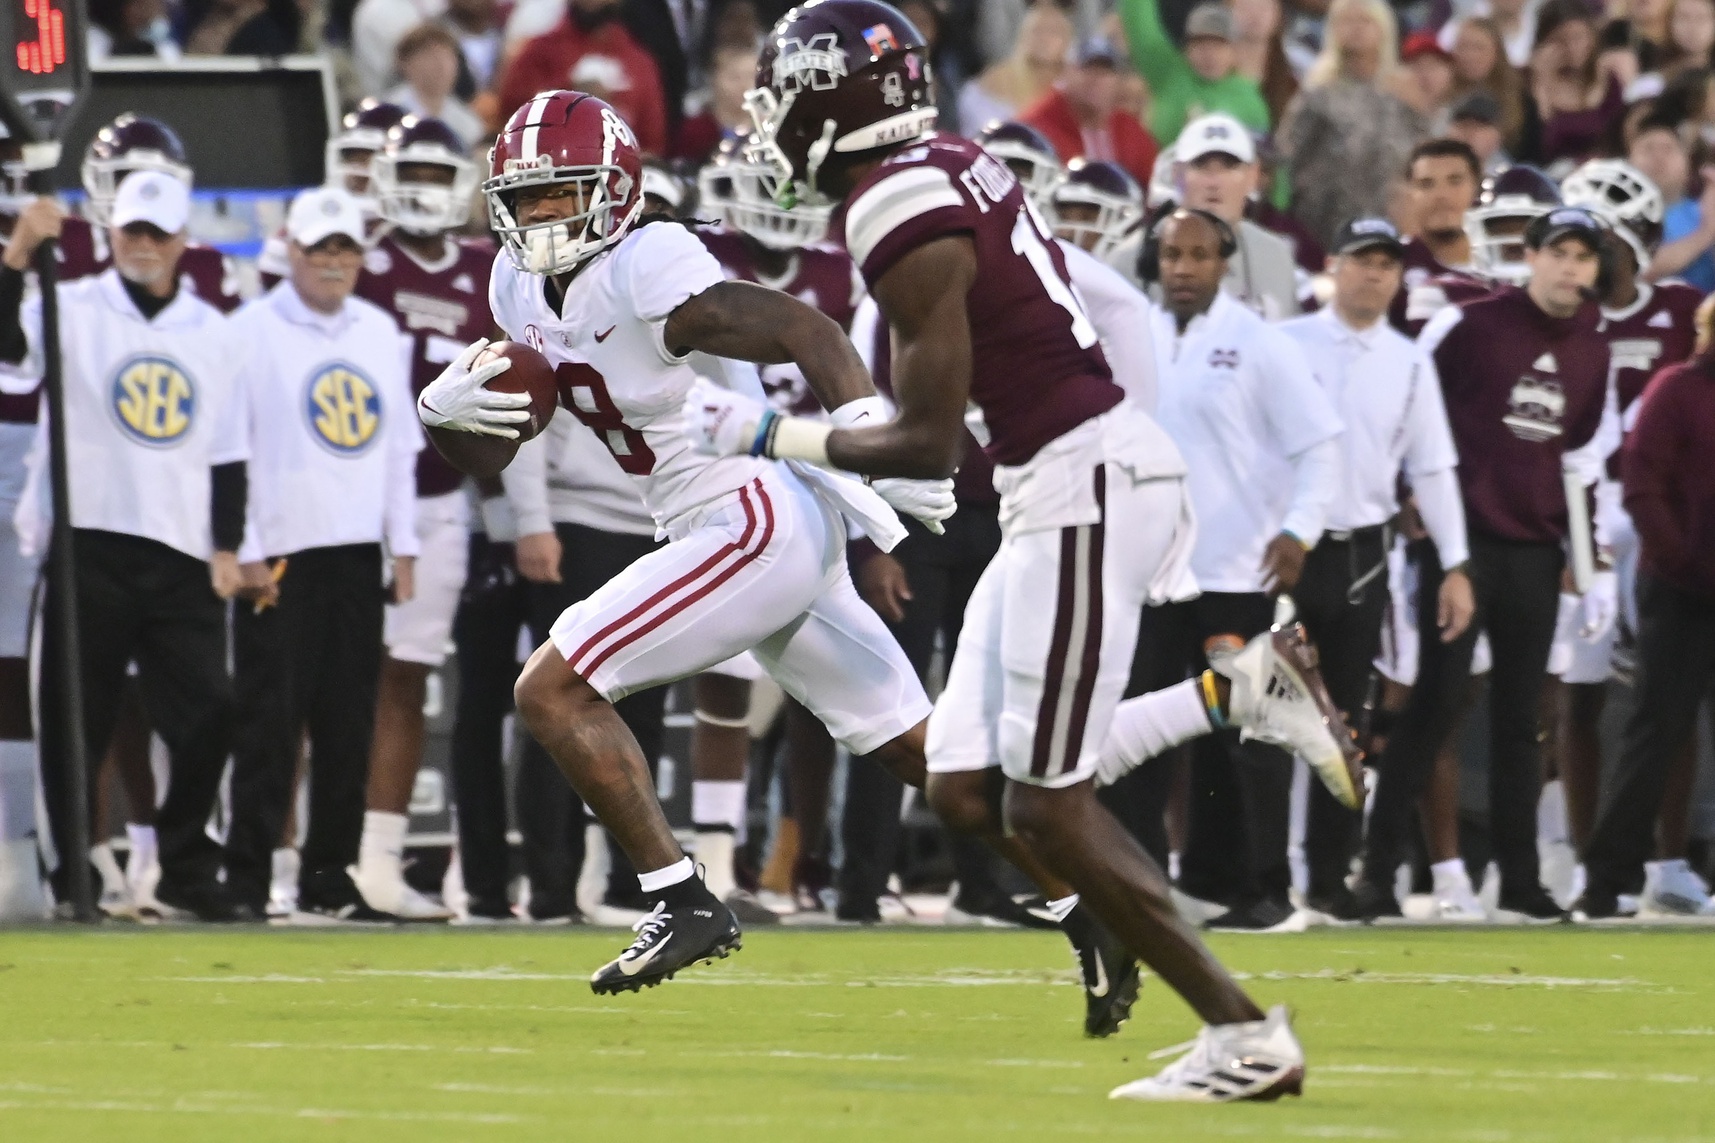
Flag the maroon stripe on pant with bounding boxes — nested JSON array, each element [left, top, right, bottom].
[[1030, 519, 1081, 778], [1056, 467, 1107, 777]]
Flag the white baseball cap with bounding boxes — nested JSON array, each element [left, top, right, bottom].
[[571, 53, 632, 92], [1175, 113, 1256, 165], [111, 170, 191, 234], [287, 186, 366, 247]]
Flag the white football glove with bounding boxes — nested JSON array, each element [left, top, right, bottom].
[[417, 338, 531, 438], [1579, 569, 1619, 641], [682, 377, 764, 457], [872, 476, 956, 535]]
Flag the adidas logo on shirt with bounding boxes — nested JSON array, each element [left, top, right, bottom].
[[1531, 353, 1557, 372], [1648, 310, 1673, 328]]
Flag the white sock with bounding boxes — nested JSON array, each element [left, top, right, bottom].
[[692, 780, 746, 832], [125, 823, 157, 868], [0, 739, 36, 842], [1096, 679, 1213, 786], [637, 856, 694, 894], [695, 831, 737, 900], [1045, 893, 1080, 923], [1430, 859, 1470, 893], [361, 811, 407, 863]]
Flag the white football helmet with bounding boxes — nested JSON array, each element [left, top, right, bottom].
[[370, 116, 478, 235], [697, 133, 830, 249], [1048, 159, 1145, 260], [1465, 165, 1561, 286], [1561, 158, 1663, 267]]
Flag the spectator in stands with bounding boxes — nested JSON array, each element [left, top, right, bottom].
[[1119, 0, 1271, 143], [1610, 0, 1673, 76], [89, 0, 182, 59], [1635, 116, 1715, 289], [446, 0, 505, 93], [1655, 0, 1715, 82], [1449, 17, 1532, 157], [958, 3, 1073, 137], [1447, 90, 1513, 172], [674, 40, 756, 163], [1021, 36, 1160, 187], [1231, 0, 1299, 125], [389, 23, 486, 147], [352, 0, 447, 97], [616, 0, 737, 152], [1400, 30, 1457, 127], [1281, 0, 1427, 247], [1529, 0, 1630, 167], [497, 0, 668, 155], [182, 0, 301, 55], [1438, 0, 1542, 70], [977, 0, 1102, 75], [898, 0, 963, 134]]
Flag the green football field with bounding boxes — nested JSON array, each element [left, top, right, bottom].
[[1, 925, 1712, 1142]]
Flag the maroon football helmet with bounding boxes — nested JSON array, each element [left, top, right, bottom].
[[81, 114, 193, 226], [327, 98, 409, 201], [745, 0, 938, 207], [975, 120, 1061, 207], [485, 90, 644, 276], [372, 116, 479, 235]]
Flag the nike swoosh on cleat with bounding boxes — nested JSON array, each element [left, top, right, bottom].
[[594, 326, 617, 342], [1090, 954, 1110, 998], [616, 934, 672, 976]]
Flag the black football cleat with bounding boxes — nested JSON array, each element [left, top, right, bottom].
[[1062, 904, 1141, 1038], [590, 880, 742, 995]]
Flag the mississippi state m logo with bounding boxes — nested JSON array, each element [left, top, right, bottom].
[[1209, 348, 1240, 370], [1503, 375, 1565, 442], [306, 363, 382, 454], [775, 33, 847, 94], [112, 356, 195, 446]]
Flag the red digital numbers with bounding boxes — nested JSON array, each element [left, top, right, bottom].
[[554, 361, 657, 475], [16, 0, 65, 75]]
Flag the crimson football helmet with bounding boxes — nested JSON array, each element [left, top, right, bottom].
[[371, 116, 479, 235], [1049, 159, 1143, 259], [1466, 164, 1560, 285], [1560, 158, 1664, 268], [698, 131, 832, 249], [326, 99, 408, 203], [745, 0, 939, 208], [485, 90, 644, 276], [975, 120, 1062, 209], [81, 114, 193, 227]]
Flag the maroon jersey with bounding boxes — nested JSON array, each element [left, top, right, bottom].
[[833, 133, 1121, 467], [695, 224, 863, 415], [1623, 357, 1715, 597], [1601, 282, 1701, 479], [1390, 237, 1491, 337], [355, 233, 497, 496], [1425, 286, 1609, 544]]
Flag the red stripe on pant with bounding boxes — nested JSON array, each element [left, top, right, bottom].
[[569, 479, 774, 678], [1029, 466, 1107, 779]]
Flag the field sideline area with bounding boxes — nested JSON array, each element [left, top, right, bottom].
[[0, 926, 1711, 1142]]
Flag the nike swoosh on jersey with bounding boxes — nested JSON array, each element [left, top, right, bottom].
[[595, 326, 617, 342], [616, 933, 672, 975]]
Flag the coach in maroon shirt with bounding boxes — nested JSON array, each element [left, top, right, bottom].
[[1351, 206, 1610, 923], [1576, 344, 1715, 917]]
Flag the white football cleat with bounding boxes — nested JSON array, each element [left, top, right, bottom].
[[126, 847, 164, 920], [91, 843, 136, 920], [1217, 624, 1365, 810], [268, 847, 300, 919], [352, 861, 452, 921], [1110, 1005, 1305, 1103], [1430, 882, 1487, 923], [1640, 859, 1712, 917]]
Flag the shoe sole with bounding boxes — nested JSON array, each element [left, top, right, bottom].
[[1232, 1067, 1305, 1102], [1270, 626, 1366, 809], [589, 933, 743, 995], [1085, 961, 1141, 1038]]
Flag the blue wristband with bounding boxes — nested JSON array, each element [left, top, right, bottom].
[[749, 410, 778, 457]]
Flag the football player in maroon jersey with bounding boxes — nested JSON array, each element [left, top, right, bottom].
[[699, 0, 1374, 1099], [1390, 138, 1484, 335], [348, 116, 496, 920]]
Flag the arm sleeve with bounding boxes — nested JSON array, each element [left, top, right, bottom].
[[1413, 466, 1470, 568], [1563, 371, 1621, 484], [0, 266, 27, 365], [1062, 241, 1158, 412], [1280, 434, 1340, 547], [210, 461, 247, 552], [501, 426, 554, 536], [1117, 0, 1189, 96], [0, 273, 44, 392], [1400, 347, 1459, 480], [383, 333, 423, 558]]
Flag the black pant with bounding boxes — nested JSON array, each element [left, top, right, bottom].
[[1362, 533, 1563, 893], [448, 534, 531, 912], [225, 543, 384, 909], [1582, 572, 1715, 895], [1293, 525, 1390, 897], [515, 521, 667, 918], [836, 503, 1003, 916], [1105, 591, 1290, 905], [39, 530, 232, 896]]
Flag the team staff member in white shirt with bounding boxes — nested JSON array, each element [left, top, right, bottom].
[[1279, 218, 1475, 921], [0, 173, 250, 920], [223, 187, 421, 923], [1123, 208, 1343, 932]]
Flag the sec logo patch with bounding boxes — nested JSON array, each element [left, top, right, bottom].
[[111, 356, 195, 446], [306, 363, 382, 454]]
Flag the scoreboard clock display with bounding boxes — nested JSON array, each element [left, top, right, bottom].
[[0, 0, 87, 142]]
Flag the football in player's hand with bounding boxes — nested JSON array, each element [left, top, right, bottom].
[[426, 340, 559, 479]]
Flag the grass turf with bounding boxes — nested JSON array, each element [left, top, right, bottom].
[[0, 925, 1711, 1141]]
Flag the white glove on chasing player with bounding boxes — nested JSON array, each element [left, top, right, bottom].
[[1579, 569, 1619, 641], [682, 377, 764, 457], [871, 477, 956, 535], [418, 338, 531, 438]]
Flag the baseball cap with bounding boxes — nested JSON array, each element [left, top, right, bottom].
[[1527, 206, 1605, 251], [1175, 113, 1255, 164], [1450, 91, 1502, 126], [1401, 29, 1451, 62], [111, 170, 190, 234], [1077, 35, 1121, 67], [287, 186, 367, 247], [1184, 2, 1234, 42], [571, 53, 632, 92], [1332, 216, 1406, 258]]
